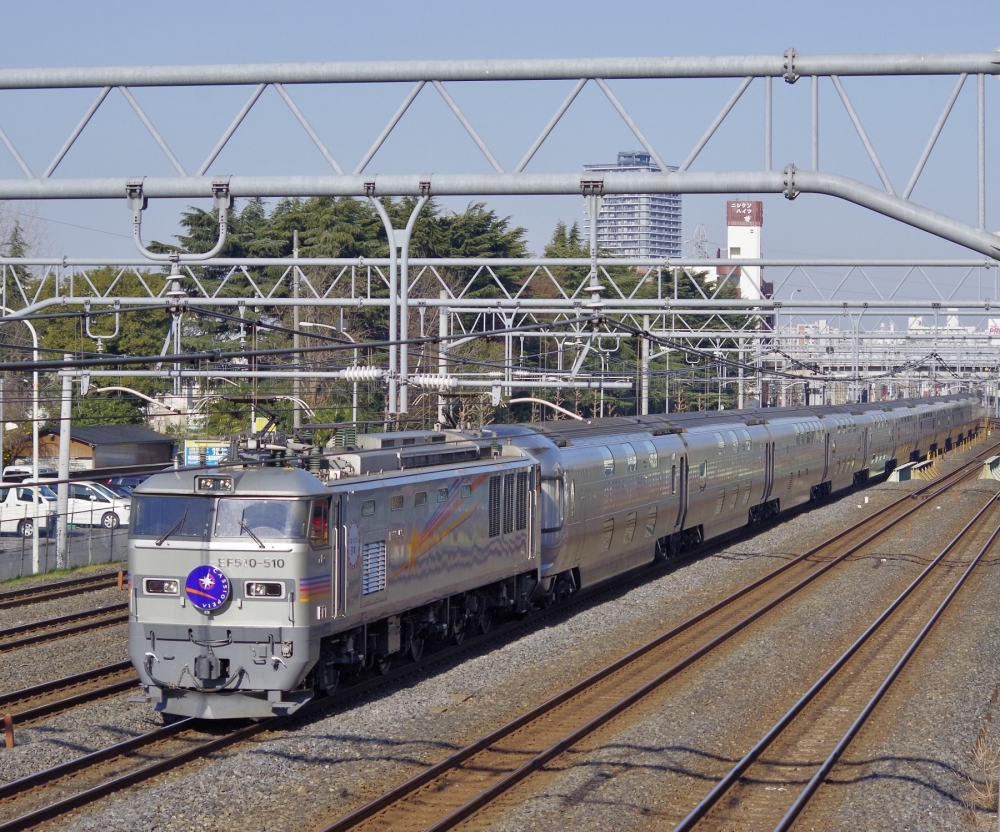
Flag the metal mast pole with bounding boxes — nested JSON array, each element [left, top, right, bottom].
[[56, 360, 71, 569], [292, 230, 300, 431]]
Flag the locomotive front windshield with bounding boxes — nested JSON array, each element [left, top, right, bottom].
[[215, 498, 308, 539], [131, 495, 308, 541]]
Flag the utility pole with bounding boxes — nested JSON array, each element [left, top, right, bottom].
[[438, 290, 448, 426], [56, 360, 71, 569]]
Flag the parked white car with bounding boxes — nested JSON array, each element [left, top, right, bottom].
[[63, 481, 131, 529], [2, 465, 57, 481], [0, 483, 58, 537]]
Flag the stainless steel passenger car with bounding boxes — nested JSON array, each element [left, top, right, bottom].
[[495, 395, 982, 601]]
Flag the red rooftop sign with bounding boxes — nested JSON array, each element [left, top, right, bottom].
[[727, 200, 763, 226]]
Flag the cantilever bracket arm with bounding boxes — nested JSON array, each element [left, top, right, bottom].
[[128, 177, 233, 262]]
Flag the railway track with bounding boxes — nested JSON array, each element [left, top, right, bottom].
[[0, 662, 136, 726], [0, 717, 261, 831], [1, 445, 990, 830], [0, 558, 693, 830], [314, 444, 998, 832], [673, 487, 1000, 830], [0, 570, 123, 611], [0, 604, 128, 652]]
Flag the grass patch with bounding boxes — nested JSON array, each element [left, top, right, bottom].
[[0, 560, 126, 588], [963, 726, 1000, 827]]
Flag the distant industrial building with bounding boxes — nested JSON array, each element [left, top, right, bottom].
[[582, 151, 681, 258], [719, 200, 768, 300]]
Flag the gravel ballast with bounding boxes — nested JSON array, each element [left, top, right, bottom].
[[3, 455, 997, 831]]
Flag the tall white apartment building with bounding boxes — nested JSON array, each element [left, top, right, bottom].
[[582, 151, 681, 258]]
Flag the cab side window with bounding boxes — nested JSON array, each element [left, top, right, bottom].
[[310, 500, 329, 547]]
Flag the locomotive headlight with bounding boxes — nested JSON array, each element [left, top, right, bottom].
[[245, 581, 284, 598], [144, 578, 179, 595], [196, 476, 234, 492]]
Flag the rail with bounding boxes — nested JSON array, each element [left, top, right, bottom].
[[674, 488, 1000, 829], [315, 440, 999, 831], [0, 570, 122, 609]]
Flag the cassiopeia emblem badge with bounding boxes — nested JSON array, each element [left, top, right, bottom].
[[185, 565, 230, 612]]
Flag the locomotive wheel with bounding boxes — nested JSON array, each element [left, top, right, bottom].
[[321, 668, 340, 695], [377, 656, 392, 675], [478, 606, 493, 635], [410, 636, 425, 663]]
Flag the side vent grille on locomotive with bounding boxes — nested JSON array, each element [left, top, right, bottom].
[[503, 473, 515, 534], [515, 472, 528, 531], [362, 541, 387, 595], [489, 476, 501, 538]]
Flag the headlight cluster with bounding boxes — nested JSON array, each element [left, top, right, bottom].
[[246, 581, 284, 598], [144, 578, 179, 595], [195, 476, 233, 492]]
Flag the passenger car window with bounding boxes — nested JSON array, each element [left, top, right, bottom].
[[361, 500, 375, 516], [415, 491, 427, 507], [540, 478, 563, 532], [645, 505, 657, 537], [624, 443, 637, 474], [624, 512, 637, 544], [599, 518, 614, 552]]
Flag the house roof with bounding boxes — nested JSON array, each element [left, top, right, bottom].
[[44, 425, 173, 446]]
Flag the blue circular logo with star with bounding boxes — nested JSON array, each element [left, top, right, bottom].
[[185, 565, 230, 612]]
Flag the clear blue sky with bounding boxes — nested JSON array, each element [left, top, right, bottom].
[[0, 0, 997, 265]]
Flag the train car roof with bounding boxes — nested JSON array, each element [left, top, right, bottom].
[[487, 395, 975, 448], [133, 466, 327, 498]]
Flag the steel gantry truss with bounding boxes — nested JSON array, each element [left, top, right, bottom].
[[0, 51, 999, 415]]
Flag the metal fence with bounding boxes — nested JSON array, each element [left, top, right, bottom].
[[0, 519, 126, 582]]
